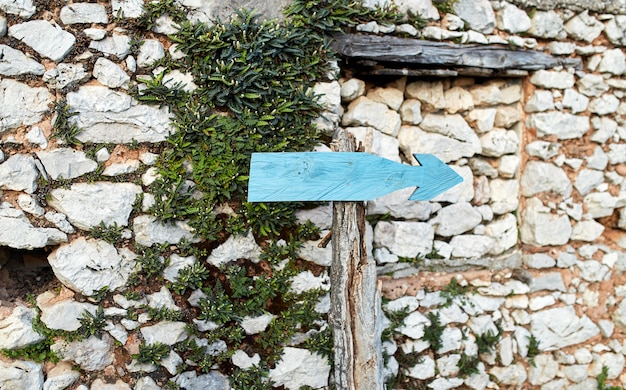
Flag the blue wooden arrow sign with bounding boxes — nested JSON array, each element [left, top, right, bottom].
[[247, 152, 463, 202]]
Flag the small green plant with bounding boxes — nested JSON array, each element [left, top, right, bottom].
[[476, 328, 500, 355], [171, 262, 211, 295], [1, 338, 58, 363], [51, 100, 83, 145], [133, 342, 171, 364], [143, 306, 185, 322], [526, 334, 540, 367], [304, 326, 333, 362], [230, 366, 274, 390], [423, 311, 445, 352], [432, 0, 457, 15], [596, 366, 625, 390], [138, 0, 187, 30], [133, 245, 168, 281], [197, 281, 236, 324], [457, 352, 480, 377], [90, 221, 125, 245], [77, 306, 107, 339], [440, 277, 472, 307], [381, 307, 411, 341]]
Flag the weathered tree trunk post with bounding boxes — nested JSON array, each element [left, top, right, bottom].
[[329, 129, 384, 389]]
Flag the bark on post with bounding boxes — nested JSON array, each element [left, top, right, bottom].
[[329, 129, 384, 389]]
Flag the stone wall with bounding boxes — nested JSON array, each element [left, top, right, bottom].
[[2, 0, 626, 389]]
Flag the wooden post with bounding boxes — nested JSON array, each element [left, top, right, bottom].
[[329, 129, 384, 389]]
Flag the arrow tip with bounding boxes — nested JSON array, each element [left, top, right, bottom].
[[409, 154, 463, 201]]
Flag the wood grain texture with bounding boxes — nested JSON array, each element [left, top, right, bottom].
[[333, 33, 582, 76], [329, 129, 384, 390], [247, 152, 463, 202]]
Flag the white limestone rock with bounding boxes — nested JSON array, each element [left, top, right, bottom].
[[574, 169, 604, 196], [0, 154, 39, 193], [466, 108, 496, 133], [206, 231, 262, 266], [348, 126, 400, 162], [111, 0, 144, 18], [530, 306, 599, 350], [368, 187, 434, 220], [489, 363, 527, 386], [45, 211, 75, 234], [133, 215, 198, 247], [430, 202, 482, 237], [525, 141, 559, 160], [528, 354, 559, 385], [0, 203, 66, 249], [528, 112, 589, 140], [9, 20, 75, 62], [583, 192, 623, 218], [340, 78, 365, 102], [147, 286, 179, 311], [394, 0, 439, 20], [525, 90, 554, 112], [93, 57, 130, 89], [43, 63, 89, 90], [591, 117, 618, 144], [231, 350, 261, 370], [444, 86, 474, 114], [67, 86, 174, 143], [17, 194, 43, 216], [489, 179, 519, 215], [521, 161, 572, 197], [290, 270, 330, 294], [0, 79, 51, 133], [577, 73, 609, 97], [342, 96, 401, 136], [577, 260, 610, 282], [137, 39, 165, 68], [0, 0, 35, 17], [141, 321, 188, 346], [496, 2, 531, 33], [452, 0, 495, 34], [172, 371, 229, 390], [480, 129, 519, 157], [521, 198, 572, 246], [43, 362, 80, 390], [0, 306, 44, 350], [589, 94, 620, 115], [48, 182, 141, 230], [598, 48, 626, 75], [0, 45, 44, 76], [498, 155, 519, 178], [38, 292, 99, 332], [405, 80, 445, 110], [51, 335, 114, 371], [367, 85, 404, 111], [470, 83, 502, 106], [564, 10, 604, 43], [0, 360, 43, 389], [397, 124, 480, 163], [529, 70, 574, 89], [89, 33, 131, 59], [605, 15, 626, 46], [562, 88, 589, 113], [298, 236, 331, 267], [406, 355, 435, 379], [587, 146, 608, 170], [269, 347, 330, 390], [374, 221, 434, 258], [48, 238, 135, 296], [26, 126, 47, 149], [36, 148, 97, 180], [485, 213, 518, 255], [529, 10, 565, 39], [399, 99, 423, 125], [60, 3, 108, 24], [240, 314, 274, 335], [450, 235, 494, 258]]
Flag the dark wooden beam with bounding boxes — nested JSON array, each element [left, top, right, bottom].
[[333, 33, 582, 77]]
